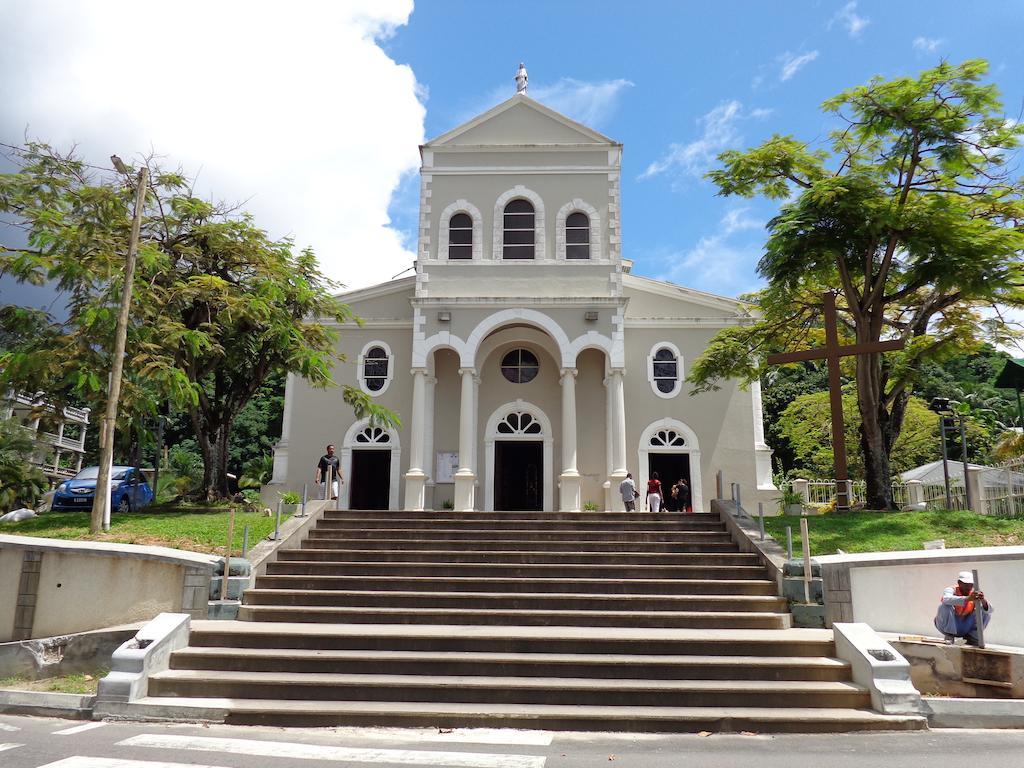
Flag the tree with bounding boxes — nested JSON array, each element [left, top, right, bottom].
[[0, 418, 47, 512], [690, 60, 1024, 509], [0, 143, 397, 499]]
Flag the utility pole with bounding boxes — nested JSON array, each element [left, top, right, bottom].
[[91, 159, 148, 534]]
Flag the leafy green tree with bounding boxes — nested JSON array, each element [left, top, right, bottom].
[[690, 60, 1024, 509], [0, 143, 397, 502], [0, 418, 47, 512]]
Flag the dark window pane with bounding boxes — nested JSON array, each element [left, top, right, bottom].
[[501, 366, 520, 382], [653, 362, 677, 379], [450, 213, 472, 228], [518, 365, 538, 383], [507, 413, 520, 430], [566, 244, 589, 260], [504, 213, 535, 229], [503, 229, 533, 245], [505, 199, 534, 213], [501, 351, 518, 367], [656, 379, 675, 393], [670, 435, 685, 446], [566, 227, 589, 244], [519, 350, 538, 366], [366, 377, 385, 392], [654, 348, 675, 361], [450, 228, 472, 245], [356, 433, 369, 442], [367, 347, 386, 358], [524, 422, 541, 433], [448, 244, 472, 259], [503, 245, 534, 259], [497, 422, 513, 433], [566, 212, 588, 227]]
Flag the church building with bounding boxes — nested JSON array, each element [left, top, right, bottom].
[[271, 67, 775, 513]]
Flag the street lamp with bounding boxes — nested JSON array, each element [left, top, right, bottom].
[[928, 397, 972, 511]]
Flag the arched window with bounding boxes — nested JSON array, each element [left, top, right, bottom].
[[355, 425, 392, 444], [565, 212, 590, 259], [648, 344, 681, 397], [503, 199, 535, 260], [500, 349, 540, 383], [362, 345, 390, 393], [496, 411, 543, 435], [650, 429, 686, 447], [448, 213, 473, 259]]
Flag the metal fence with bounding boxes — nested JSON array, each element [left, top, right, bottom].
[[791, 478, 958, 510]]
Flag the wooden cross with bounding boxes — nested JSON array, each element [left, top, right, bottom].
[[766, 292, 905, 512]]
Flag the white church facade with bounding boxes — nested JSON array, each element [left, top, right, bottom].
[[270, 76, 775, 513]]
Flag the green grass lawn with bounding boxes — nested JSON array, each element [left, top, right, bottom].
[[0, 670, 107, 694], [0, 506, 291, 555], [763, 509, 1024, 557]]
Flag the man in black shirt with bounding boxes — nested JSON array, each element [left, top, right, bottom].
[[315, 444, 341, 500]]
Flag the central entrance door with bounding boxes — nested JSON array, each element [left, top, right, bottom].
[[494, 441, 543, 511], [350, 449, 391, 510]]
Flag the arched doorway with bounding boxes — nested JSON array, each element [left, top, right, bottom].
[[341, 420, 401, 510], [638, 418, 703, 513], [485, 400, 553, 511]]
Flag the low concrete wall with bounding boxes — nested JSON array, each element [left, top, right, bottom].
[[891, 638, 1024, 698], [0, 624, 140, 679], [713, 498, 786, 591], [0, 535, 219, 642], [815, 546, 1024, 647]]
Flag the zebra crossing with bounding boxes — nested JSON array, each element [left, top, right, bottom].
[[0, 718, 552, 768]]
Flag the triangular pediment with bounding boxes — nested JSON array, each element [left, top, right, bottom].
[[426, 94, 618, 147]]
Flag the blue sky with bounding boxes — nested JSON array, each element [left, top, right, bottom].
[[1, 1, 1023, 307], [385, 0, 1024, 297]]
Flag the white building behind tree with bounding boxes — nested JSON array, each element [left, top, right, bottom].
[[270, 72, 775, 512]]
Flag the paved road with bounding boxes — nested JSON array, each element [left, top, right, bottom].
[[2, 715, 1024, 768]]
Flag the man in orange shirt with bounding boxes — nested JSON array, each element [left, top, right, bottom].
[[934, 571, 992, 646]]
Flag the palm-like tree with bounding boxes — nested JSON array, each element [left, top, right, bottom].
[[0, 418, 47, 512]]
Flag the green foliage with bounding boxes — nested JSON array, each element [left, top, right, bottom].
[[691, 60, 1024, 508], [239, 453, 275, 490], [167, 444, 202, 496], [0, 418, 47, 512], [0, 144, 399, 499], [582, 501, 600, 511], [279, 491, 301, 505]]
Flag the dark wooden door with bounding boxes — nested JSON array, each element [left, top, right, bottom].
[[350, 450, 391, 510], [494, 441, 543, 511]]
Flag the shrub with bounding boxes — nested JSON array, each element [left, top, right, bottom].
[[0, 418, 47, 512]]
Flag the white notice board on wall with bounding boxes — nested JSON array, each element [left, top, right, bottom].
[[436, 452, 459, 483]]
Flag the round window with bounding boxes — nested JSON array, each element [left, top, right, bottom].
[[500, 349, 539, 384]]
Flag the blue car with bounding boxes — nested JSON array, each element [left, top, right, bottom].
[[51, 466, 154, 513]]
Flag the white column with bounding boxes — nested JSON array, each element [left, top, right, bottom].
[[609, 368, 627, 511], [404, 368, 428, 511], [423, 375, 436, 509], [270, 372, 295, 484], [453, 367, 477, 511], [559, 368, 581, 512]]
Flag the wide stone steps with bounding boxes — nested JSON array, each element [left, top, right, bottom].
[[241, 588, 789, 613], [237, 604, 789, 629], [147, 669, 870, 709], [300, 536, 740, 552], [169, 647, 853, 681], [125, 697, 927, 733], [138, 508, 927, 732], [264, 561, 767, 580], [287, 547, 762, 565], [252, 575, 779, 595]]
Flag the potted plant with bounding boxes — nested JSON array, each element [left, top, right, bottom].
[[777, 487, 804, 515], [278, 490, 302, 516]]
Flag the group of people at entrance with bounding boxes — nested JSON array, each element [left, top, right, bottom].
[[618, 472, 691, 513]]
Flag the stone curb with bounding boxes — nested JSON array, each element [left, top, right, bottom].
[[0, 689, 95, 719], [926, 697, 1024, 728]]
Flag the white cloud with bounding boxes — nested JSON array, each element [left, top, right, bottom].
[[913, 36, 944, 54], [0, 0, 425, 290], [652, 208, 766, 297], [640, 101, 770, 180], [829, 2, 870, 38], [779, 51, 819, 82]]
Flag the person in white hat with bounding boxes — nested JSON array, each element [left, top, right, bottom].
[[934, 571, 992, 645]]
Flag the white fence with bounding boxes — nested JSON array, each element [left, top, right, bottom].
[[980, 456, 1024, 517], [790, 478, 964, 511]]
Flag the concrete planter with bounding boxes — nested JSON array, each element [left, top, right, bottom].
[[786, 503, 804, 515]]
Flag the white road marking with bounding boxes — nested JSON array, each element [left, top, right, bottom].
[[120, 733, 547, 768], [53, 721, 109, 735], [36, 758, 229, 768], [327, 727, 553, 747], [0, 742, 24, 752], [0, 722, 20, 731]]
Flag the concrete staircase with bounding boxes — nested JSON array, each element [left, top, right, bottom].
[[140, 510, 926, 732]]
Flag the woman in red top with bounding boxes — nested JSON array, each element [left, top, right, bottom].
[[646, 471, 664, 514]]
